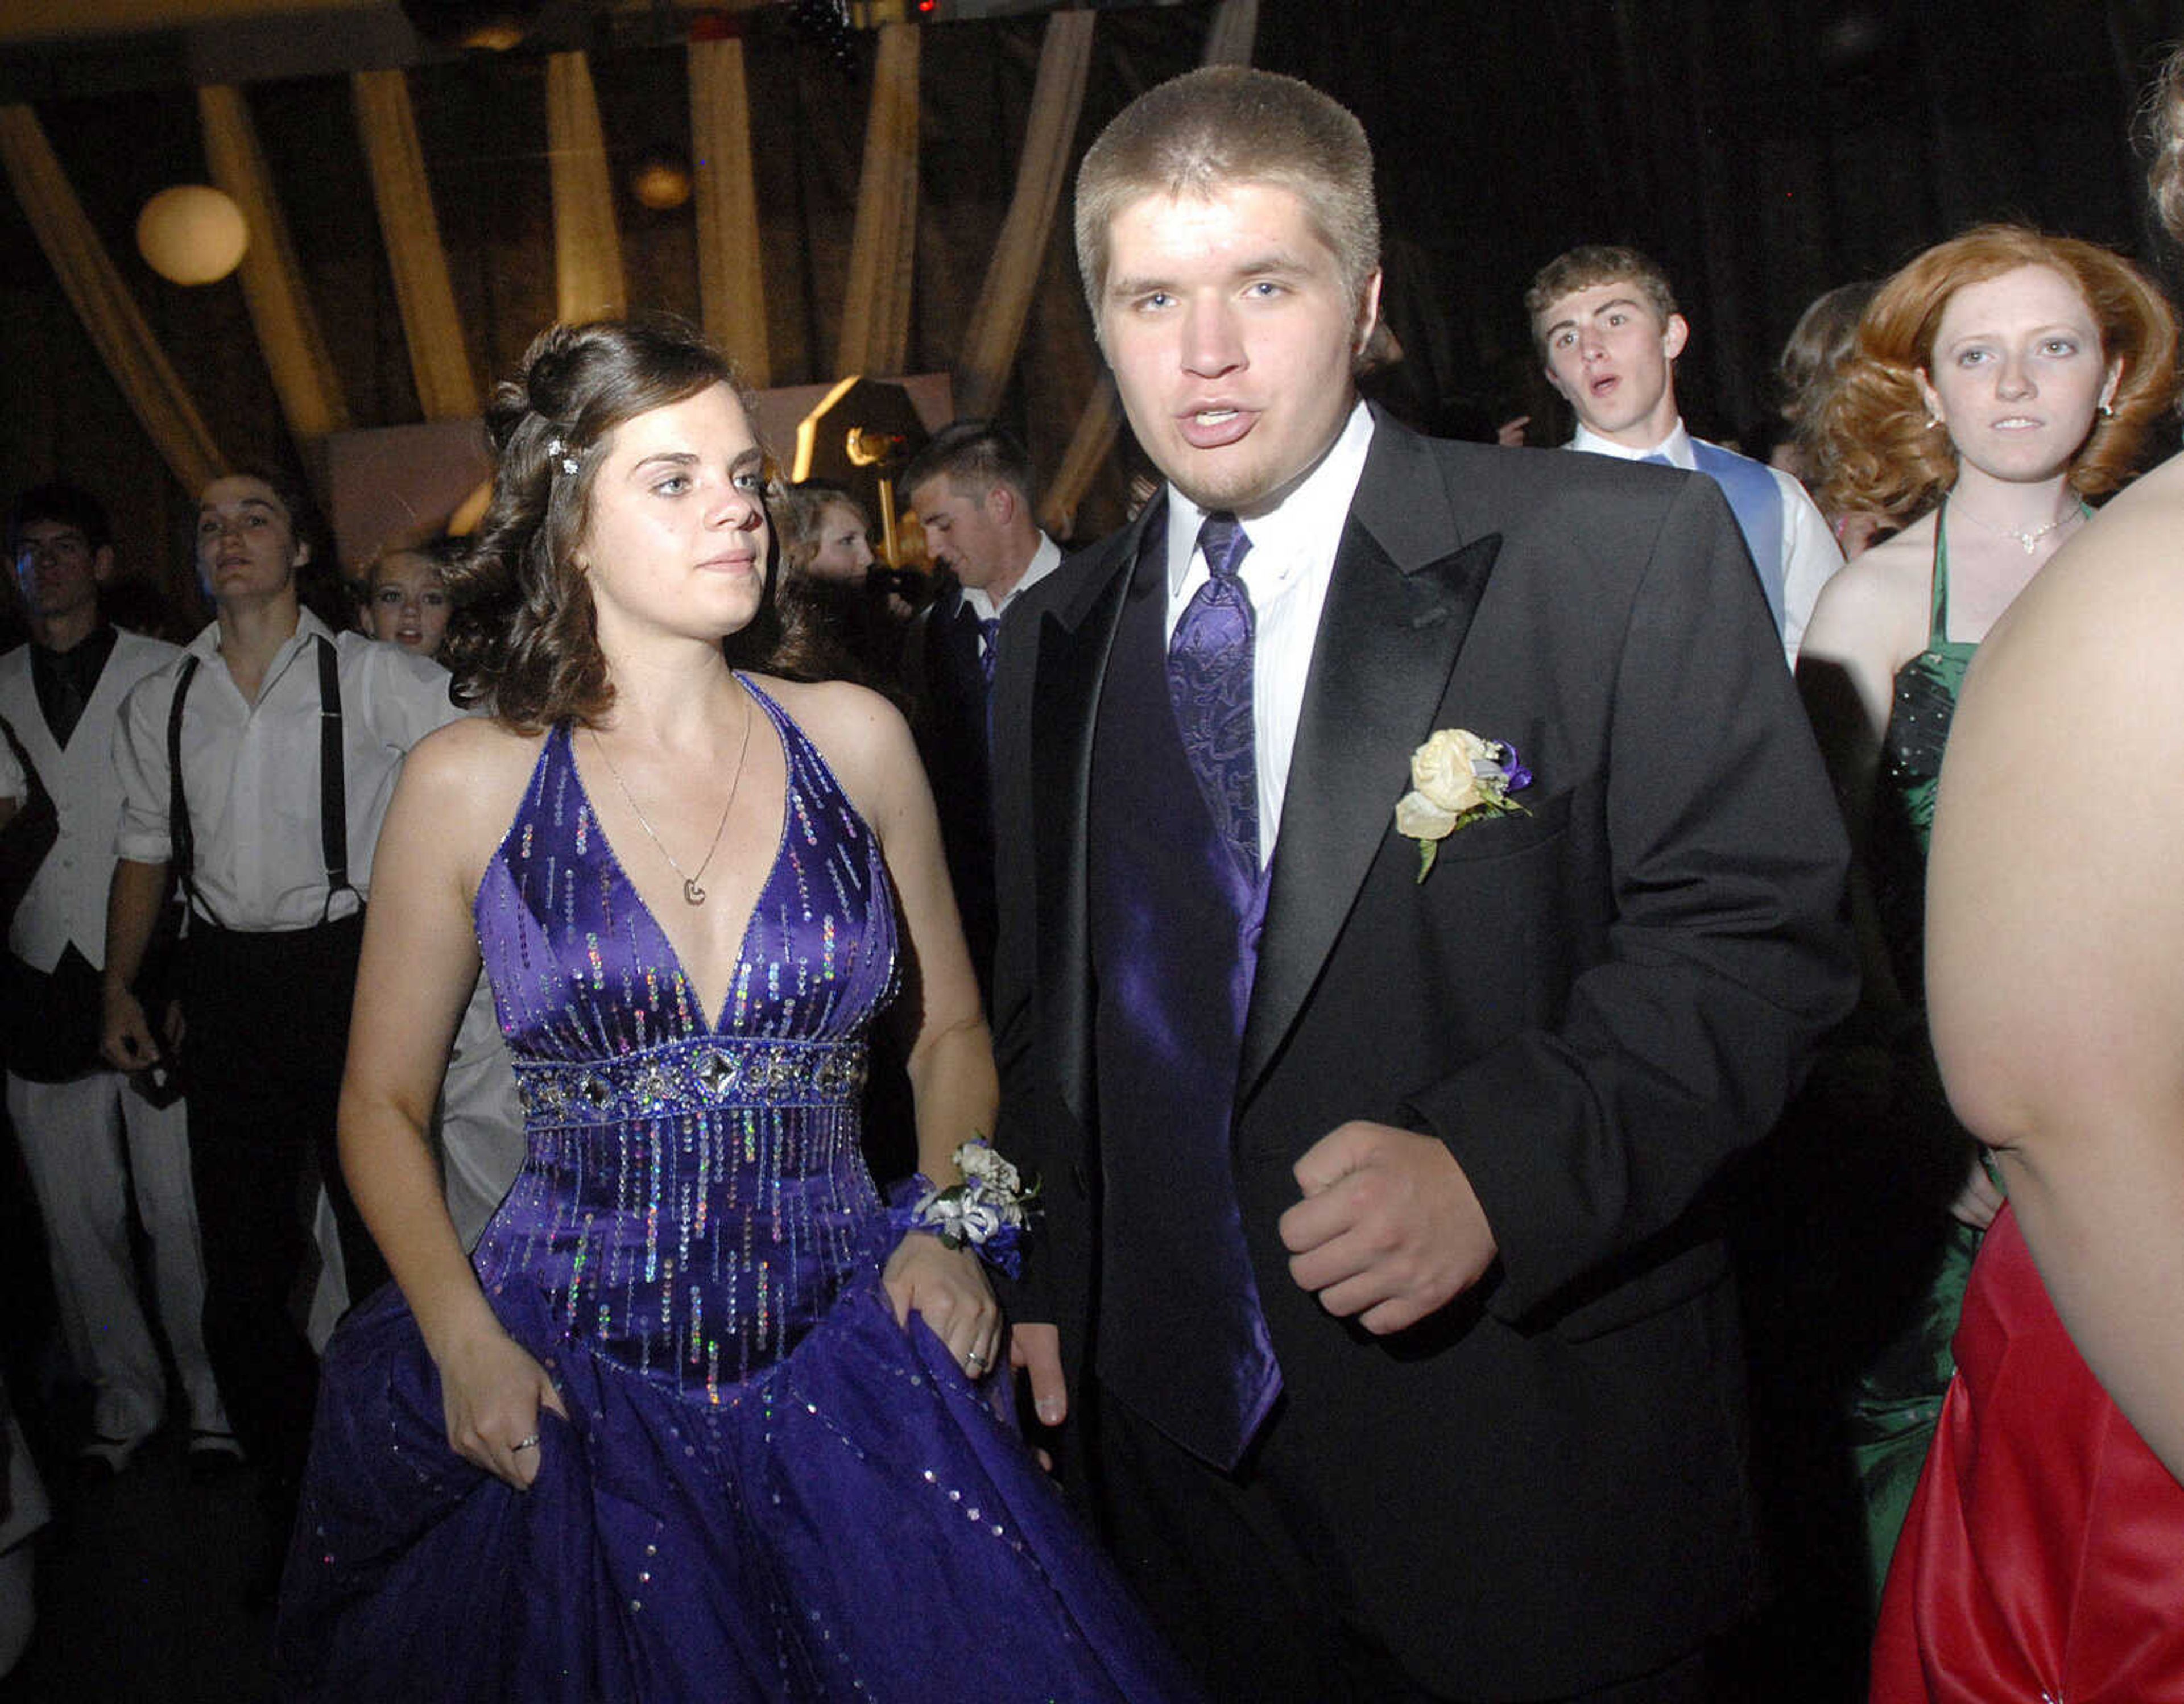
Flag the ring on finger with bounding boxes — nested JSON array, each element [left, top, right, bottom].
[[511, 1433, 541, 1452], [963, 1349, 987, 1371]]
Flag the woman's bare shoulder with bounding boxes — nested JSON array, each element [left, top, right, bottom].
[[1801, 513, 1936, 665], [2046, 455, 2184, 601], [746, 674, 920, 818], [747, 675, 911, 759], [398, 717, 550, 842], [407, 714, 548, 786]]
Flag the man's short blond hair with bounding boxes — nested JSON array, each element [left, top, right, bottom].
[[1524, 246, 1680, 356], [1074, 65, 1380, 336]]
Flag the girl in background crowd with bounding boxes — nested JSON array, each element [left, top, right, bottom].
[[773, 479, 912, 704], [1773, 280, 1889, 557], [355, 534, 457, 659], [351, 528, 523, 1254]]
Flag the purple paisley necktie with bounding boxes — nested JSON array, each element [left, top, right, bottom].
[[1168, 512, 1258, 874]]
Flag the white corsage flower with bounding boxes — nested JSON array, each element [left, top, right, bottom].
[[890, 1137, 1038, 1277], [956, 1140, 1024, 1198], [1396, 729, 1533, 881]]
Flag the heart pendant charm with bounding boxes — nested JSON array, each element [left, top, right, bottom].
[[682, 878, 706, 905]]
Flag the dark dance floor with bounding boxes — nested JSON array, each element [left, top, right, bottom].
[[0, 1426, 276, 1704]]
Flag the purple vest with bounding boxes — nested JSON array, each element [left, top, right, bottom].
[[1086, 531, 1281, 1470]]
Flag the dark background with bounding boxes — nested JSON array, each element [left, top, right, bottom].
[[4, 0, 2183, 607]]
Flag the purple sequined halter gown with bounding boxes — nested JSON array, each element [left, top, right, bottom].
[[275, 679, 1195, 1702]]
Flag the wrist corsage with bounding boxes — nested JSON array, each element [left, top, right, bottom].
[[888, 1138, 1037, 1278]]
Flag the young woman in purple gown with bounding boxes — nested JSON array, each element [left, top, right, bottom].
[[274, 319, 1196, 1702]]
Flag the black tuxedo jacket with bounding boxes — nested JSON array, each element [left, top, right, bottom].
[[988, 414, 1856, 1697], [901, 576, 999, 1009]]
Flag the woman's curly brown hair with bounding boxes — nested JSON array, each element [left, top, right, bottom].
[[2145, 46, 2184, 247], [1815, 225, 2179, 522], [443, 318, 822, 731]]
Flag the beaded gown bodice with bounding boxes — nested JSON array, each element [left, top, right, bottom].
[[469, 679, 900, 1401]]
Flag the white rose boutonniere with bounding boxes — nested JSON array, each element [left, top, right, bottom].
[[1396, 729, 1533, 881]]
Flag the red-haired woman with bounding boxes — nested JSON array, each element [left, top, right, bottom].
[[1871, 56, 2184, 1699], [1798, 224, 2178, 1607]]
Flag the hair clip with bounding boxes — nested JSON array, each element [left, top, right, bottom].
[[547, 437, 580, 476]]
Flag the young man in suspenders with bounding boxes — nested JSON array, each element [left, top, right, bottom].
[[100, 469, 460, 1566]]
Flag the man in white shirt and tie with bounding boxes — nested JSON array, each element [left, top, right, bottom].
[[992, 69, 1856, 1701], [1526, 244, 1842, 663]]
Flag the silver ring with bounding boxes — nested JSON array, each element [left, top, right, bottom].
[[963, 1350, 986, 1371], [511, 1433, 541, 1452]]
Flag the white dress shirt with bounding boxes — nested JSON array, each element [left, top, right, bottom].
[[961, 533, 1064, 623], [114, 610, 462, 931], [1569, 419, 1842, 665], [1163, 400, 1375, 867]]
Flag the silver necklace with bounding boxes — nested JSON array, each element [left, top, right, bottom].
[[1949, 497, 2082, 556], [588, 689, 754, 906]]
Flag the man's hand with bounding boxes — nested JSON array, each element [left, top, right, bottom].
[[1008, 1321, 1067, 1429], [1279, 1120, 1498, 1334], [100, 984, 159, 1073]]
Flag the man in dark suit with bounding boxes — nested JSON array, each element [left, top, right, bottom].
[[990, 67, 1857, 1702], [899, 421, 1062, 1008]]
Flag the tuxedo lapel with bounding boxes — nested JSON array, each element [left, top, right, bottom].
[[1029, 501, 1159, 1128], [1238, 446, 1500, 1103]]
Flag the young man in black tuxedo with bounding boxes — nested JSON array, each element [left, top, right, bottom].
[[990, 67, 1856, 1702], [899, 420, 1062, 1010]]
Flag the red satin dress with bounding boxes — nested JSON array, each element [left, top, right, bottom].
[[1871, 1203, 2184, 1702]]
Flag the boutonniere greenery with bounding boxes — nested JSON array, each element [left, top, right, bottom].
[[1395, 729, 1533, 881]]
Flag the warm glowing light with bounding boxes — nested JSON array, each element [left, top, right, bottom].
[[630, 151, 693, 212], [460, 18, 525, 50], [135, 184, 248, 286]]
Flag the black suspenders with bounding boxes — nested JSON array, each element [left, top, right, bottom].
[[313, 636, 349, 903], [166, 655, 200, 921], [167, 635, 354, 928]]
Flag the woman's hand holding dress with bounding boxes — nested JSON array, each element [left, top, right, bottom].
[[883, 1234, 1002, 1378], [435, 1319, 569, 1491]]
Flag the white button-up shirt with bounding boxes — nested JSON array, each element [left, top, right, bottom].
[[1162, 400, 1375, 869], [114, 610, 462, 931]]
